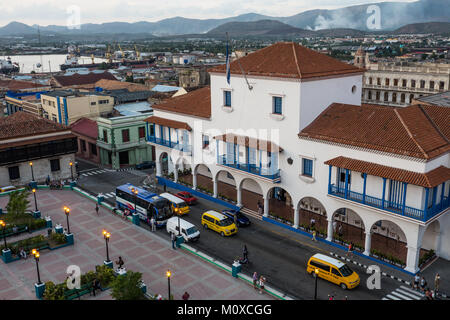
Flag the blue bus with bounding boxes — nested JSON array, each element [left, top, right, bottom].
[[115, 183, 173, 227]]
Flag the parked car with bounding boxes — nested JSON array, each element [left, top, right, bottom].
[[135, 161, 155, 170], [222, 209, 251, 227], [201, 210, 237, 237], [174, 191, 197, 205]]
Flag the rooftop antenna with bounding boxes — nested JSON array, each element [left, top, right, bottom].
[[226, 32, 252, 91]]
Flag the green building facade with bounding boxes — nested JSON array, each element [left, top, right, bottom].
[[97, 114, 154, 170]]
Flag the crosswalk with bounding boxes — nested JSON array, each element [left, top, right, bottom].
[[382, 286, 425, 300], [80, 169, 112, 177]]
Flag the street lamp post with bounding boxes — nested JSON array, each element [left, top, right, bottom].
[[0, 220, 7, 250], [102, 230, 111, 262], [166, 270, 171, 300], [32, 188, 38, 212], [314, 268, 319, 300], [29, 162, 35, 181], [32, 249, 42, 285], [63, 206, 71, 234], [69, 162, 74, 181], [131, 188, 138, 214]]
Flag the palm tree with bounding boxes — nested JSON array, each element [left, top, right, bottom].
[[6, 190, 31, 218]]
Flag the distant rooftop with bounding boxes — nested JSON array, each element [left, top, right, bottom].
[[114, 101, 153, 117], [151, 84, 183, 92], [414, 91, 450, 108]]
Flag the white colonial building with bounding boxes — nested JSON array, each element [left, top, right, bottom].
[[145, 42, 450, 274]]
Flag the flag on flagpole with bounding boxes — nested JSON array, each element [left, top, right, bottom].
[[226, 33, 231, 84]]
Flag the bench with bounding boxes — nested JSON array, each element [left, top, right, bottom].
[[4, 225, 29, 238], [64, 283, 92, 300]]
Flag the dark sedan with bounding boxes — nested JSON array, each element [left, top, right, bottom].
[[222, 209, 251, 227]]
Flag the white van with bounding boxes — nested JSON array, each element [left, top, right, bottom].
[[166, 217, 200, 242]]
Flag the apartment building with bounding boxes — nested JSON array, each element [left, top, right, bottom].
[[356, 49, 450, 107], [40, 90, 115, 125]]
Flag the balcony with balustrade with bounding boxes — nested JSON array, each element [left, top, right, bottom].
[[325, 157, 450, 222]]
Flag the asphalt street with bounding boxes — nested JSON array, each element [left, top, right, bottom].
[[75, 159, 430, 300]]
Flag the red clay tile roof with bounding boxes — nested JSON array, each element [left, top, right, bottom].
[[0, 133, 75, 150], [208, 42, 363, 80], [70, 117, 98, 139], [151, 86, 211, 119], [214, 133, 283, 152], [53, 72, 117, 87], [144, 116, 192, 131], [324, 156, 450, 188], [299, 103, 450, 160], [0, 111, 69, 141], [95, 79, 148, 92], [0, 79, 48, 91]]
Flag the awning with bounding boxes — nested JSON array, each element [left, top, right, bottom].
[[325, 156, 450, 188], [214, 133, 283, 152], [144, 116, 192, 131]]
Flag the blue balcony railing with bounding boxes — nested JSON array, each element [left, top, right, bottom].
[[218, 155, 281, 182], [329, 184, 449, 222], [147, 135, 191, 153]]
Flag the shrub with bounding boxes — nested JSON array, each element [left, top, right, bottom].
[[43, 281, 65, 300], [81, 271, 97, 286], [96, 265, 115, 287], [110, 271, 145, 300], [50, 232, 67, 245]]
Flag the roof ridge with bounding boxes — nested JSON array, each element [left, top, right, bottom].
[[291, 42, 302, 79], [417, 104, 450, 145], [393, 108, 429, 159]]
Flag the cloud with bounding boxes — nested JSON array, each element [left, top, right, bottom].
[[0, 0, 419, 26]]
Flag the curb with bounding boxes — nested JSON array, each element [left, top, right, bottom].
[[180, 243, 295, 300]]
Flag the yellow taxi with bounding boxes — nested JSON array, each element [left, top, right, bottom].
[[307, 253, 360, 290], [160, 192, 190, 215], [201, 210, 237, 237]]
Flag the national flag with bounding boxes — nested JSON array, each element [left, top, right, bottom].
[[226, 35, 231, 84]]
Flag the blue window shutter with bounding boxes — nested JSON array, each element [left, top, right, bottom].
[[302, 158, 313, 176], [273, 97, 282, 114], [224, 91, 231, 106]]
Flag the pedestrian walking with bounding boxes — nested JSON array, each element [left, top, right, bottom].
[[252, 272, 258, 290], [95, 203, 99, 215], [163, 182, 167, 192], [91, 278, 102, 297], [243, 245, 248, 261], [150, 216, 156, 232], [310, 217, 316, 230], [434, 273, 440, 293], [346, 242, 354, 257], [338, 224, 343, 238], [116, 256, 125, 269], [257, 201, 263, 215], [420, 277, 427, 292], [413, 274, 420, 290], [328, 294, 334, 300], [333, 220, 337, 233], [311, 230, 317, 242], [234, 214, 238, 226], [425, 288, 433, 300], [171, 232, 176, 250], [182, 292, 190, 300], [258, 275, 266, 294]]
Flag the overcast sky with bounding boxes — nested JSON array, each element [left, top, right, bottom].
[[0, 0, 418, 26]]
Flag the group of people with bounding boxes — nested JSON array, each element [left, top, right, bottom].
[[413, 273, 441, 300], [252, 272, 266, 294]]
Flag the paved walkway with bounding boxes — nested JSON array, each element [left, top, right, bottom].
[[0, 189, 275, 300]]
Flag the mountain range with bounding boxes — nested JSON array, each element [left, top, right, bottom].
[[0, 0, 449, 37]]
